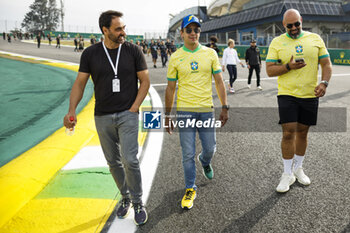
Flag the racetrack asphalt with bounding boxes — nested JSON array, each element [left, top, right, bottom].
[[1, 39, 349, 233]]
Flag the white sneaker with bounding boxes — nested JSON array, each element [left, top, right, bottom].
[[229, 87, 235, 93], [276, 173, 296, 193], [247, 84, 251, 89], [294, 167, 311, 185], [257, 86, 262, 90]]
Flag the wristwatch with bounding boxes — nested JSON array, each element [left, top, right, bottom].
[[222, 105, 229, 110], [286, 63, 291, 71], [320, 80, 329, 87]]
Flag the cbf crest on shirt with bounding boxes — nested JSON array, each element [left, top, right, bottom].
[[266, 31, 329, 98], [295, 45, 303, 54], [190, 61, 199, 72]]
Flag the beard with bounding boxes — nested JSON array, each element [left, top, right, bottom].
[[288, 28, 301, 39], [108, 33, 125, 44]]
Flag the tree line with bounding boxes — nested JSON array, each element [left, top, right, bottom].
[[21, 0, 62, 33]]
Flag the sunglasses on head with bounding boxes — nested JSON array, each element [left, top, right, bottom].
[[185, 27, 201, 34], [286, 21, 301, 29]]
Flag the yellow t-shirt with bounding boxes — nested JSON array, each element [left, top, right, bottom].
[[266, 31, 329, 98], [167, 44, 222, 111]]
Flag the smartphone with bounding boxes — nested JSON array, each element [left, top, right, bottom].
[[295, 58, 305, 63]]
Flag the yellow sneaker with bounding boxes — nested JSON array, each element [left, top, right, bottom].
[[181, 188, 196, 210]]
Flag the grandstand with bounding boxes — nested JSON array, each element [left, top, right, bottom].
[[168, 0, 350, 48]]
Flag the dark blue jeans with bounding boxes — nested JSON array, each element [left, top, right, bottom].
[[161, 53, 168, 67], [227, 64, 237, 87], [177, 111, 216, 190]]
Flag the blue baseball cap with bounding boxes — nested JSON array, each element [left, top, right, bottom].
[[181, 14, 201, 29]]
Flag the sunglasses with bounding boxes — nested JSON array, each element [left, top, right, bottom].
[[185, 27, 201, 34], [286, 21, 301, 29]]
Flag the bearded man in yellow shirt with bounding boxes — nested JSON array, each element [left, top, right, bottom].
[[266, 9, 332, 193]]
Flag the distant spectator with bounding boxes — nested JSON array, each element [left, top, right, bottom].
[[141, 40, 148, 54], [206, 35, 220, 55], [3, 32, 5, 40], [90, 36, 95, 45], [36, 32, 41, 48], [245, 39, 262, 90], [159, 40, 168, 67], [47, 34, 52, 45], [165, 38, 171, 56], [7, 34, 11, 43], [74, 36, 78, 52], [169, 40, 177, 55], [79, 36, 84, 51], [149, 39, 159, 68], [222, 39, 244, 93], [56, 34, 61, 49]]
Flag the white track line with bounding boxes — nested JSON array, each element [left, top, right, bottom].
[[62, 146, 107, 170], [0, 50, 78, 66], [107, 86, 164, 233]]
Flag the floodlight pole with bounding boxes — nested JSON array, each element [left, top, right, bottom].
[[60, 0, 65, 32]]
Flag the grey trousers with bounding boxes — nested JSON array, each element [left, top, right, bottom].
[[94, 110, 142, 203]]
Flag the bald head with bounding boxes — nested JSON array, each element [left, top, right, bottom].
[[283, 9, 302, 24], [283, 9, 303, 39]]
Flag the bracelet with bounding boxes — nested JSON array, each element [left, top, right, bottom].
[[320, 80, 329, 87], [286, 63, 291, 71]]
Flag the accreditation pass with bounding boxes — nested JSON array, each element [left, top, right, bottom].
[[102, 41, 122, 93], [112, 78, 120, 92]]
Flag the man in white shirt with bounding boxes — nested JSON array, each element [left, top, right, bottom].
[[222, 39, 244, 93]]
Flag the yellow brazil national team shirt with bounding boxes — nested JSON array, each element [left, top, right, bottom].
[[266, 31, 329, 98], [167, 44, 222, 112]]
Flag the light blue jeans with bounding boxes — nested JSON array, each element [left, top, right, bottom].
[[177, 111, 217, 190], [94, 110, 142, 203]]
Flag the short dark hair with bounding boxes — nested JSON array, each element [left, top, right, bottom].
[[210, 35, 218, 43], [99, 10, 123, 34]]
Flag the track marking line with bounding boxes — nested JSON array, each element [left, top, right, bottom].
[[107, 86, 164, 233]]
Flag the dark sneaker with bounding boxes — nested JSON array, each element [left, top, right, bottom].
[[116, 197, 131, 219], [133, 203, 148, 225], [203, 164, 214, 180]]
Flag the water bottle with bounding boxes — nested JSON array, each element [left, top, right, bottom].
[[65, 116, 75, 136]]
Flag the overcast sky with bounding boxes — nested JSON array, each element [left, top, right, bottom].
[[0, 0, 210, 34]]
